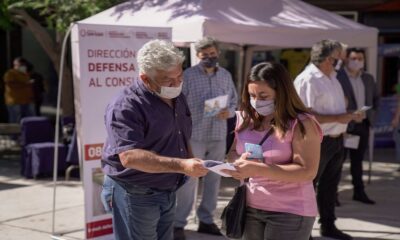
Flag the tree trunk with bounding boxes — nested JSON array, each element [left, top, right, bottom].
[[9, 8, 75, 117]]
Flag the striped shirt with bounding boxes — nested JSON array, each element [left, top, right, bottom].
[[183, 64, 238, 141]]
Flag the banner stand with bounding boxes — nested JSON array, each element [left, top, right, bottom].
[[50, 22, 172, 240], [50, 23, 76, 240]]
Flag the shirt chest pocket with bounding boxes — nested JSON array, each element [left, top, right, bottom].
[[314, 92, 334, 113], [211, 82, 227, 98], [203, 75, 226, 97]]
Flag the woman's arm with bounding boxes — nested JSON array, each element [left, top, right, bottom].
[[265, 118, 320, 181], [226, 138, 240, 163]]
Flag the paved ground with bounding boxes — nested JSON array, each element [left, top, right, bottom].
[[0, 146, 399, 240]]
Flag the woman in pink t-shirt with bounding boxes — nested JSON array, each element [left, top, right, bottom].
[[224, 62, 322, 240]]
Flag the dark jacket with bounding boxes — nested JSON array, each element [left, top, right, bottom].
[[337, 68, 380, 131]]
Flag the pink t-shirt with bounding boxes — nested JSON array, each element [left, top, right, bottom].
[[235, 112, 322, 217]]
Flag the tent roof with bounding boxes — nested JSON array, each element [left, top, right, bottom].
[[80, 0, 378, 48]]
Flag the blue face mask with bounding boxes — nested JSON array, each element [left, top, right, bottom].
[[250, 98, 275, 116], [200, 57, 218, 68]]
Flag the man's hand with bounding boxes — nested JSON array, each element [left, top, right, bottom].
[[392, 115, 400, 129], [182, 158, 208, 177], [352, 112, 365, 123], [217, 108, 230, 120], [336, 113, 355, 124]]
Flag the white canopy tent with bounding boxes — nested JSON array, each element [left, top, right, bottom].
[[81, 0, 379, 80], [74, 0, 379, 227]]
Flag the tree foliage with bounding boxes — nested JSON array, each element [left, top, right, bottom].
[[1, 0, 125, 32], [0, 0, 126, 116]]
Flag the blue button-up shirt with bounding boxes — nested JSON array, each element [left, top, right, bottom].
[[182, 64, 238, 141], [102, 80, 192, 190]]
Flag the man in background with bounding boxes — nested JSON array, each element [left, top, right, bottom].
[[174, 37, 238, 240], [295, 40, 361, 240], [337, 48, 379, 205], [26, 62, 45, 116], [3, 57, 34, 123]]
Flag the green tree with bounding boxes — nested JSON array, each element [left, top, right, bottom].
[[0, 0, 125, 116]]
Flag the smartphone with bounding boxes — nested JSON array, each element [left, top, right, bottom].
[[244, 143, 264, 159], [354, 106, 372, 114]]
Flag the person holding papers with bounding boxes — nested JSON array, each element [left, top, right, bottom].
[[223, 62, 322, 240], [174, 37, 238, 240], [101, 40, 208, 240], [337, 48, 379, 204], [295, 40, 363, 240]]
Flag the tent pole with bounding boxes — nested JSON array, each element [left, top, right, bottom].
[[51, 23, 75, 239], [237, 46, 246, 97], [243, 46, 253, 86]]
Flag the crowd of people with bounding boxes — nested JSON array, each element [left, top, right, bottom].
[[1, 29, 397, 240], [1, 57, 45, 123], [98, 37, 387, 240]]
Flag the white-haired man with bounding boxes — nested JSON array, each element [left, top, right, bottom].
[[101, 40, 208, 240], [294, 40, 362, 240]]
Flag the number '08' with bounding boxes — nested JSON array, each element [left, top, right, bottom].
[[88, 146, 102, 158]]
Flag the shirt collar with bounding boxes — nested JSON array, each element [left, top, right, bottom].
[[137, 79, 149, 93], [344, 67, 362, 79], [136, 79, 159, 98], [307, 63, 325, 79]]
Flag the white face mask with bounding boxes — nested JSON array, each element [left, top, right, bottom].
[[18, 66, 27, 73], [347, 60, 364, 71], [152, 81, 183, 99], [332, 58, 343, 71], [250, 98, 275, 116]]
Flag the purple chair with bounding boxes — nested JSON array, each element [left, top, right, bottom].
[[20, 116, 67, 178], [24, 143, 67, 178], [20, 116, 54, 146]]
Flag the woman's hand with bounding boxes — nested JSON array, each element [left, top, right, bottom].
[[222, 152, 265, 180]]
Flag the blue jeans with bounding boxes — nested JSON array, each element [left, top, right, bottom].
[[108, 177, 176, 240], [7, 104, 34, 123], [175, 139, 226, 227], [101, 175, 113, 213]]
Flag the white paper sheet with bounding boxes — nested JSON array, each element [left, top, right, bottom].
[[344, 134, 360, 149], [204, 95, 229, 117], [354, 106, 372, 114], [203, 160, 236, 177]]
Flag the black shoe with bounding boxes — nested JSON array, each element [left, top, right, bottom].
[[353, 191, 375, 204], [173, 227, 186, 240], [197, 221, 222, 236], [320, 224, 352, 240]]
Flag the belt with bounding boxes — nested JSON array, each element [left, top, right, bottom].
[[326, 133, 342, 138]]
